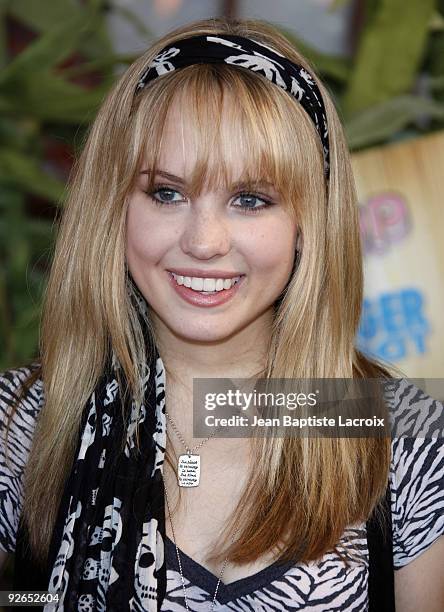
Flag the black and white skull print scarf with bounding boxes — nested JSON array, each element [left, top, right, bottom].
[[44, 286, 167, 611]]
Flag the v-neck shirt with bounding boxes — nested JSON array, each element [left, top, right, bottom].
[[160, 523, 372, 611], [163, 533, 296, 608]]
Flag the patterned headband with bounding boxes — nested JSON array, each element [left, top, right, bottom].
[[136, 34, 330, 179]]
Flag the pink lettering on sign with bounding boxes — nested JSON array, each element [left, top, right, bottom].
[[359, 192, 410, 255]]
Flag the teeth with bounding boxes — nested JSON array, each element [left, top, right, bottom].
[[171, 273, 241, 292], [191, 277, 204, 291]]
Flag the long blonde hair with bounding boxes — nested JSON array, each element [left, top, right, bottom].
[[7, 16, 392, 568]]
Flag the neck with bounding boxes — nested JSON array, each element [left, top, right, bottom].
[[151, 310, 273, 387], [152, 310, 273, 455], [150, 311, 274, 456]]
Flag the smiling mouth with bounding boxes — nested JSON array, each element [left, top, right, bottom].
[[168, 272, 244, 294]]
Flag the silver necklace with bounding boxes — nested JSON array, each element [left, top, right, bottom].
[[163, 477, 241, 611], [165, 409, 222, 487]]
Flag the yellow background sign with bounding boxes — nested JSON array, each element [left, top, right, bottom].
[[351, 131, 444, 378]]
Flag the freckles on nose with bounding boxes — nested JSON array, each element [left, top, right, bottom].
[[193, 213, 226, 238]]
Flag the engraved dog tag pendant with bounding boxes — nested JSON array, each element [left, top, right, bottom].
[[178, 454, 200, 487]]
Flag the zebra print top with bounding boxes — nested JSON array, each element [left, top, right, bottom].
[[1, 366, 444, 611]]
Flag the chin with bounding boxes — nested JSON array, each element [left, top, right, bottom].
[[167, 320, 239, 344], [179, 327, 235, 343]]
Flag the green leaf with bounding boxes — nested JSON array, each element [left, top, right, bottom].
[[1, 73, 109, 122], [345, 95, 444, 149], [61, 53, 137, 78], [7, 0, 82, 34], [6, 0, 113, 59], [0, 10, 101, 84], [0, 149, 65, 200], [343, 0, 438, 115], [278, 26, 351, 82]]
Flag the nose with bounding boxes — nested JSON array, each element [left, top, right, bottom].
[[180, 203, 231, 260]]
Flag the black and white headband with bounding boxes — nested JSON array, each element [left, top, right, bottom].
[[136, 34, 330, 179]]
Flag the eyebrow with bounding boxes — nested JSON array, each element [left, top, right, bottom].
[[139, 169, 276, 191]]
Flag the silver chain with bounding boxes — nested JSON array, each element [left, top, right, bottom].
[[163, 478, 242, 611], [164, 409, 241, 609], [165, 409, 221, 455]]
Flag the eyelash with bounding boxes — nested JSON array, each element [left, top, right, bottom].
[[145, 183, 274, 214]]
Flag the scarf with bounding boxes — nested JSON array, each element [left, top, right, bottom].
[[44, 286, 167, 611]]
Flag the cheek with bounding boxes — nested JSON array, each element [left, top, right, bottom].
[[245, 222, 297, 277], [126, 218, 153, 268], [125, 201, 172, 266]]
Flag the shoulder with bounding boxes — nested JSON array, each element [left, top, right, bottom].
[[0, 364, 44, 553], [384, 377, 442, 435], [386, 379, 444, 569], [0, 364, 43, 418], [0, 363, 44, 474]]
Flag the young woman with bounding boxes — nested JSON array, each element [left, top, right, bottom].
[[1, 16, 444, 612]]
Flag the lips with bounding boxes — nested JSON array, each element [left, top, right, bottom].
[[167, 271, 245, 307]]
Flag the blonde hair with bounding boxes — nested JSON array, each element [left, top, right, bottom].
[[7, 16, 392, 568]]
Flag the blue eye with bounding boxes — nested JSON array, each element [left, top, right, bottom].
[[145, 184, 274, 214], [147, 186, 184, 205], [232, 193, 273, 213]]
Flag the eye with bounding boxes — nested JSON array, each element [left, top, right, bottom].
[[145, 184, 186, 205], [231, 192, 274, 214]]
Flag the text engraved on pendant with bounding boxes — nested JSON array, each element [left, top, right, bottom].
[[178, 454, 200, 487]]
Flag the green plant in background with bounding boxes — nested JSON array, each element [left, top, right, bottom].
[[0, 0, 142, 370], [1, 0, 444, 370], [282, 0, 444, 147]]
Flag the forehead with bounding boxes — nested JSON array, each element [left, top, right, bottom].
[[154, 95, 251, 189], [141, 95, 293, 204]]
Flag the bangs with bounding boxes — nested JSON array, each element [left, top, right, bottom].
[[131, 63, 325, 214]]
